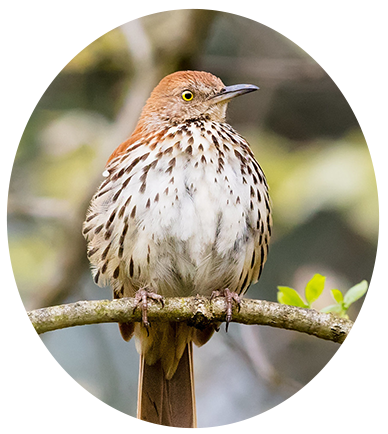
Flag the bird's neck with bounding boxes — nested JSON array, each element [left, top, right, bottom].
[[136, 104, 228, 134]]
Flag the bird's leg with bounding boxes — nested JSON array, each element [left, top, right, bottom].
[[210, 288, 241, 332], [133, 287, 164, 333]]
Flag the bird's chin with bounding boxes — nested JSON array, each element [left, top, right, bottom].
[[203, 102, 228, 123]]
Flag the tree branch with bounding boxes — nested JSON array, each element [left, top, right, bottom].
[[28, 297, 352, 344]]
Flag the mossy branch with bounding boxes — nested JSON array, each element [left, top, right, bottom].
[[27, 296, 352, 344]]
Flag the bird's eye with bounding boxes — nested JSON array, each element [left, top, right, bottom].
[[181, 90, 194, 101]]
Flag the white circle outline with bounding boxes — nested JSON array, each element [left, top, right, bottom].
[[16, 8, 370, 429]]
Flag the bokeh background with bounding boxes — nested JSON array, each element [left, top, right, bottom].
[[8, 10, 378, 427]]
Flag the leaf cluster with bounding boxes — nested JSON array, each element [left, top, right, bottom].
[[277, 274, 368, 319]]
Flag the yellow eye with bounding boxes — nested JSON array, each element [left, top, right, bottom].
[[181, 90, 194, 101]]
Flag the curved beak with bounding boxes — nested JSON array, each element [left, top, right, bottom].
[[209, 83, 259, 104]]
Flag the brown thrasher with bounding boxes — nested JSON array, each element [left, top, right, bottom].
[[83, 71, 271, 427]]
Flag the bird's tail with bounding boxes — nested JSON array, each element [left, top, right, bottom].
[[137, 342, 197, 427]]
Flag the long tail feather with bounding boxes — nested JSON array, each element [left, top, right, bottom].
[[137, 342, 196, 427]]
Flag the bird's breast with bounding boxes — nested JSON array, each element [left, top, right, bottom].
[[84, 120, 270, 296]]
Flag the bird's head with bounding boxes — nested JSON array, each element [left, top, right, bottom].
[[137, 70, 259, 131]]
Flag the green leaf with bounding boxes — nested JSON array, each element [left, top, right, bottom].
[[277, 291, 287, 305], [331, 289, 344, 304], [343, 280, 368, 308], [305, 274, 326, 306], [321, 304, 344, 315], [277, 286, 307, 308]]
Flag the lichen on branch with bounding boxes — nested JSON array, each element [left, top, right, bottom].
[[27, 296, 352, 344]]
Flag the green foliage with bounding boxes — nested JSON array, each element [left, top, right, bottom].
[[277, 275, 368, 319], [277, 285, 307, 307], [305, 274, 326, 307]]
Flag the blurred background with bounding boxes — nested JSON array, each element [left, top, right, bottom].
[[8, 10, 378, 427]]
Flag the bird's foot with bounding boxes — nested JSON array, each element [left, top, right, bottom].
[[133, 287, 164, 333], [211, 288, 241, 332]]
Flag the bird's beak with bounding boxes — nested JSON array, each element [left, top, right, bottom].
[[209, 84, 259, 104]]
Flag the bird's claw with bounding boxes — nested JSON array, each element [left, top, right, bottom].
[[211, 288, 241, 332], [133, 287, 164, 334]]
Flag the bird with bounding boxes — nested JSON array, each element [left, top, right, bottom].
[[83, 70, 272, 427]]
